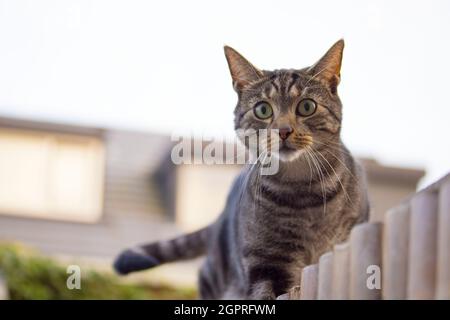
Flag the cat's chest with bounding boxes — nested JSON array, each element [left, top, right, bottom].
[[245, 195, 349, 257], [249, 179, 340, 215]]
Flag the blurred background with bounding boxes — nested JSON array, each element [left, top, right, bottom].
[[0, 0, 448, 299]]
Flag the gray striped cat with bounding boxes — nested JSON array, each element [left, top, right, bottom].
[[113, 40, 369, 299]]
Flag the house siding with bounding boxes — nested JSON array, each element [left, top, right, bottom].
[[0, 124, 181, 259]]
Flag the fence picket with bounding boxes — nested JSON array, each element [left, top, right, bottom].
[[436, 180, 450, 299], [332, 242, 350, 299], [349, 222, 383, 299], [408, 191, 438, 299], [317, 252, 333, 300], [299, 264, 318, 300], [383, 203, 410, 299]]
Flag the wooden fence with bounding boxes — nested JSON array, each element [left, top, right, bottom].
[[278, 173, 450, 300]]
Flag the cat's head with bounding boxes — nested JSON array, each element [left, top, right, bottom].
[[225, 40, 344, 162]]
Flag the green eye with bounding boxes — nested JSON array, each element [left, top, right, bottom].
[[253, 102, 273, 120], [296, 99, 317, 117]]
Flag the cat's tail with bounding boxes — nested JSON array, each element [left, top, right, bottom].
[[113, 227, 210, 275]]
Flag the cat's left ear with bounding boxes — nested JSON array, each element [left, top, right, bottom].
[[307, 39, 344, 93], [224, 46, 264, 92]]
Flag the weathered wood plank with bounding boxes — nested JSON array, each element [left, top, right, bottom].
[[436, 180, 450, 299], [276, 293, 289, 300], [332, 242, 350, 299], [349, 222, 383, 299], [383, 203, 410, 299], [300, 264, 318, 300], [408, 191, 438, 299], [317, 252, 333, 300]]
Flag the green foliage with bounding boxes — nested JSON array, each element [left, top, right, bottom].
[[0, 243, 196, 300]]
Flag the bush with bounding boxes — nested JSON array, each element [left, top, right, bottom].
[[0, 243, 196, 300]]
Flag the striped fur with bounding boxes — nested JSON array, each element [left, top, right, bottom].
[[113, 40, 370, 299], [114, 228, 209, 275]]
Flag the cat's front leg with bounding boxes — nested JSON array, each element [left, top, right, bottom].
[[248, 280, 277, 300], [245, 263, 291, 299]]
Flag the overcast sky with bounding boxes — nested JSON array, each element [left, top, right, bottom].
[[0, 0, 449, 187]]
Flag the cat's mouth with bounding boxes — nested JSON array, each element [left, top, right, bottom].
[[273, 142, 304, 162], [279, 143, 297, 153]]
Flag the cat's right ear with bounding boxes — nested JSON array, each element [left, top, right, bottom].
[[224, 46, 264, 92], [307, 40, 344, 94]]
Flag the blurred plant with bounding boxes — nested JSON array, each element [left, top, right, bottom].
[[0, 243, 196, 300]]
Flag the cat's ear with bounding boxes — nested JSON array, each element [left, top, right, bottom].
[[307, 39, 344, 93], [224, 46, 264, 91]]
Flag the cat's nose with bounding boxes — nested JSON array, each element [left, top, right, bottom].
[[278, 126, 293, 140]]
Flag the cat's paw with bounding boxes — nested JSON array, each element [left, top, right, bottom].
[[249, 287, 277, 300], [113, 249, 159, 275], [258, 294, 276, 300]]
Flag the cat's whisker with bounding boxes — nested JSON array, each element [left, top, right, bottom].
[[310, 148, 327, 214], [303, 149, 314, 191], [303, 84, 326, 90], [255, 151, 270, 214], [313, 138, 349, 149], [305, 146, 327, 214], [311, 146, 354, 207], [318, 147, 359, 182], [305, 66, 328, 86], [251, 150, 268, 215], [312, 141, 352, 156], [308, 141, 359, 190], [307, 147, 332, 190]]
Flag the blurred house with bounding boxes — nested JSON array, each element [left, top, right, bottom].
[[0, 116, 176, 257], [0, 116, 424, 283]]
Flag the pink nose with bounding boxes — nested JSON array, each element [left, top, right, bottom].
[[278, 126, 293, 140]]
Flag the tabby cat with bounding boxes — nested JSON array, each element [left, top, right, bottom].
[[113, 40, 369, 299]]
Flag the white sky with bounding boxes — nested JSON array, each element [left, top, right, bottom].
[[0, 0, 449, 187]]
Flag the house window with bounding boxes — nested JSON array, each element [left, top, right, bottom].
[[0, 128, 104, 223]]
